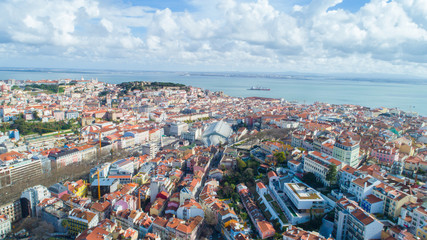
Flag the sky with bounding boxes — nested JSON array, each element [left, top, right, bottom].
[[0, 0, 427, 75]]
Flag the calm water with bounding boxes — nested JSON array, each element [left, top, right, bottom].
[[0, 69, 426, 116]]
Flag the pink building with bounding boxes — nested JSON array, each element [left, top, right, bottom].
[[371, 147, 399, 164]]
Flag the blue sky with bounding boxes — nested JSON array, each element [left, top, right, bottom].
[[0, 0, 426, 75]]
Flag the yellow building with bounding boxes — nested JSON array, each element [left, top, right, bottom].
[[399, 144, 414, 156], [404, 156, 422, 171], [373, 183, 416, 219], [66, 208, 98, 237], [65, 180, 88, 198], [417, 225, 427, 240]]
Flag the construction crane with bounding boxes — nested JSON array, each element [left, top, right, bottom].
[[35, 125, 62, 137], [90, 163, 110, 200]]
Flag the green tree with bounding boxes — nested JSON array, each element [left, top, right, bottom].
[[302, 172, 320, 188], [326, 164, 337, 183], [33, 111, 41, 121], [274, 151, 286, 164], [237, 158, 247, 170]]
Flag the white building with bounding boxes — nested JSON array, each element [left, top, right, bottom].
[[170, 122, 188, 137], [0, 215, 11, 239], [348, 177, 381, 203], [269, 178, 325, 225], [177, 199, 204, 220], [333, 197, 383, 240], [21, 185, 51, 217], [283, 183, 325, 210], [338, 165, 359, 191], [303, 151, 343, 186], [150, 176, 173, 203], [141, 143, 158, 159], [202, 121, 233, 146]]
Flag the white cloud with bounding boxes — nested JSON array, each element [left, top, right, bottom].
[[0, 0, 426, 75]]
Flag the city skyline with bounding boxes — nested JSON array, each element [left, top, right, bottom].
[[0, 0, 427, 76]]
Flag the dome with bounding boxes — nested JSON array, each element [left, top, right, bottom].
[[82, 125, 101, 133]]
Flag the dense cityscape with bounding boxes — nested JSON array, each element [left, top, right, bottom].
[[0, 78, 425, 240]]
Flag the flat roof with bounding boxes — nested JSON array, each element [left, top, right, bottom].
[[91, 178, 118, 186], [285, 183, 322, 200]]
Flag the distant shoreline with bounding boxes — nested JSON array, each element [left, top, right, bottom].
[[0, 69, 426, 116]]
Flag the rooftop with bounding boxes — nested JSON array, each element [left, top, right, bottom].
[[286, 183, 322, 200]]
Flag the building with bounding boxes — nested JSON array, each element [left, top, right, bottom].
[[151, 216, 203, 240], [333, 197, 383, 240], [111, 209, 153, 238], [282, 225, 328, 240], [65, 180, 88, 198], [332, 133, 360, 167], [49, 148, 82, 169], [360, 194, 383, 214], [177, 199, 204, 220], [348, 177, 380, 203], [338, 165, 358, 191], [0, 158, 43, 187], [303, 151, 343, 186], [91, 178, 119, 200], [66, 208, 99, 237], [202, 120, 233, 146], [141, 143, 159, 159], [170, 122, 188, 137], [20, 185, 51, 217], [0, 200, 21, 223], [370, 146, 399, 164], [150, 176, 173, 203], [373, 183, 416, 219], [48, 183, 68, 198], [41, 201, 68, 234], [65, 110, 79, 119], [398, 204, 427, 237], [283, 182, 325, 217], [0, 215, 11, 239], [237, 183, 275, 239]]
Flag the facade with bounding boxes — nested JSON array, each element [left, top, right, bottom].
[[0, 158, 43, 187], [360, 194, 383, 214], [65, 110, 79, 119], [91, 178, 119, 200], [373, 183, 416, 219], [332, 134, 360, 168], [170, 122, 188, 136], [20, 185, 51, 217], [333, 197, 383, 240], [49, 148, 82, 169], [66, 208, 99, 237], [370, 146, 399, 164], [0, 215, 11, 239], [303, 151, 343, 186], [141, 143, 159, 159], [0, 200, 22, 223], [152, 216, 203, 240], [176, 199, 204, 220], [348, 177, 380, 203]]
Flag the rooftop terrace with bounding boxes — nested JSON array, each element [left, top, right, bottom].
[[286, 183, 322, 200]]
